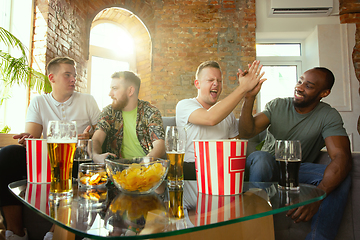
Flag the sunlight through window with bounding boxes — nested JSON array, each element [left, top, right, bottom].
[[90, 57, 130, 110], [259, 66, 298, 110], [89, 22, 135, 110], [90, 23, 134, 55], [256, 43, 301, 57], [256, 43, 302, 111]]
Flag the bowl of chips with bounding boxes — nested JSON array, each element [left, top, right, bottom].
[[78, 163, 108, 188], [105, 157, 169, 194]]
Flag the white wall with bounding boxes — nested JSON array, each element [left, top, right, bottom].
[[256, 0, 340, 40], [256, 0, 360, 152], [303, 27, 319, 71]]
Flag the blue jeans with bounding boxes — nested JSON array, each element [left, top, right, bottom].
[[246, 151, 351, 240]]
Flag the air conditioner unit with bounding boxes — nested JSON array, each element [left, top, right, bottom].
[[268, 0, 333, 17]]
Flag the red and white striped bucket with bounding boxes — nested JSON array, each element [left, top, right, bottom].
[[25, 183, 51, 215], [26, 139, 51, 183], [195, 192, 244, 226], [193, 140, 247, 195]]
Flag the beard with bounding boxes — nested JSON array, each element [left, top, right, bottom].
[[293, 94, 318, 108], [111, 95, 129, 111]]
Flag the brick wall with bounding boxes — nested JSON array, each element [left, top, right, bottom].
[[31, 0, 256, 118], [150, 0, 256, 116], [339, 0, 360, 134], [33, 0, 88, 89], [29, 0, 360, 132]]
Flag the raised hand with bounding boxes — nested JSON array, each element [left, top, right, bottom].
[[238, 60, 266, 94]]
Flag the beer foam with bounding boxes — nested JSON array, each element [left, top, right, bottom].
[[47, 138, 77, 143], [166, 151, 185, 154]]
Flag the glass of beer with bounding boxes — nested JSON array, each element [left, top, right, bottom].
[[165, 126, 186, 189], [168, 188, 184, 219], [275, 140, 302, 191], [47, 120, 77, 199], [73, 139, 93, 179]]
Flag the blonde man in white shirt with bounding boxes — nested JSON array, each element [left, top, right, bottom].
[[0, 57, 100, 240], [176, 60, 265, 179]]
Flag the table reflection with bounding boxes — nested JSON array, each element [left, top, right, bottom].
[[105, 192, 167, 236], [8, 180, 326, 239]]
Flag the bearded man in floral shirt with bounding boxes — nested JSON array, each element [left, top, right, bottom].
[[93, 71, 165, 162]]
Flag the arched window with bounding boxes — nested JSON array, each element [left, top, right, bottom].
[[88, 22, 136, 110]]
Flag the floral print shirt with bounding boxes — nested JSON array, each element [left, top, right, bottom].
[[96, 100, 165, 158]]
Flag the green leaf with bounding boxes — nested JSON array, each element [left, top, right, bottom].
[[0, 27, 52, 94], [0, 125, 11, 134], [0, 27, 27, 56]]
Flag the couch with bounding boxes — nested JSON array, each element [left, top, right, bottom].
[[162, 116, 360, 240]]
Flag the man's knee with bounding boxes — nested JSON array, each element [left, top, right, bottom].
[[246, 151, 278, 182], [246, 151, 274, 166]]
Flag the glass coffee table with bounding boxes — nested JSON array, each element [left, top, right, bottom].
[[9, 180, 325, 239]]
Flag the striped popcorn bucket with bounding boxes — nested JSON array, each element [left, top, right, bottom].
[[195, 192, 244, 226], [193, 140, 248, 195], [26, 139, 51, 183], [25, 183, 51, 215]]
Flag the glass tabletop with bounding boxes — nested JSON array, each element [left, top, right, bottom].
[[9, 180, 325, 239]]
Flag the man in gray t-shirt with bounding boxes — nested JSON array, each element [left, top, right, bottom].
[[239, 67, 352, 240], [261, 97, 347, 163]]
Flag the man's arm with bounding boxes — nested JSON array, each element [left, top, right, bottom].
[[287, 135, 352, 223], [147, 139, 165, 159], [13, 122, 43, 146], [318, 135, 352, 194], [238, 77, 270, 138], [92, 129, 116, 163], [238, 96, 270, 139], [188, 61, 266, 126]]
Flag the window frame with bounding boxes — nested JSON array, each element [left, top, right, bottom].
[[87, 20, 137, 94], [256, 41, 304, 112]]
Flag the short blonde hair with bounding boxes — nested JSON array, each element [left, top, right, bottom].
[[195, 61, 221, 79], [47, 57, 75, 74]]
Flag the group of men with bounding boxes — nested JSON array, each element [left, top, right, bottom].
[[0, 56, 352, 240]]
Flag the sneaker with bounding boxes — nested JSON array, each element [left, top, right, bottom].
[[43, 232, 53, 240], [5, 230, 28, 240]]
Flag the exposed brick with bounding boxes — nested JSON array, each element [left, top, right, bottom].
[[30, 0, 263, 117]]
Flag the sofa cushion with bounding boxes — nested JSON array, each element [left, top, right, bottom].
[[162, 117, 176, 130]]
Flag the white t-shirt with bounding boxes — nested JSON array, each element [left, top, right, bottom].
[[176, 98, 239, 162], [26, 92, 100, 138]]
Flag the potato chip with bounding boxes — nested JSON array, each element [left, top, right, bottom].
[[113, 162, 166, 192]]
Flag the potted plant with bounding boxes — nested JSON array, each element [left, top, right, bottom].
[[0, 27, 51, 134], [0, 27, 51, 93]]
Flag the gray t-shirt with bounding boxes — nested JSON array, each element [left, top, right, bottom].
[[261, 97, 347, 163]]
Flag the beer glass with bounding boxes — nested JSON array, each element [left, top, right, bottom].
[[165, 126, 186, 189], [73, 139, 93, 179], [47, 120, 77, 199], [275, 140, 301, 191], [168, 188, 184, 219]]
